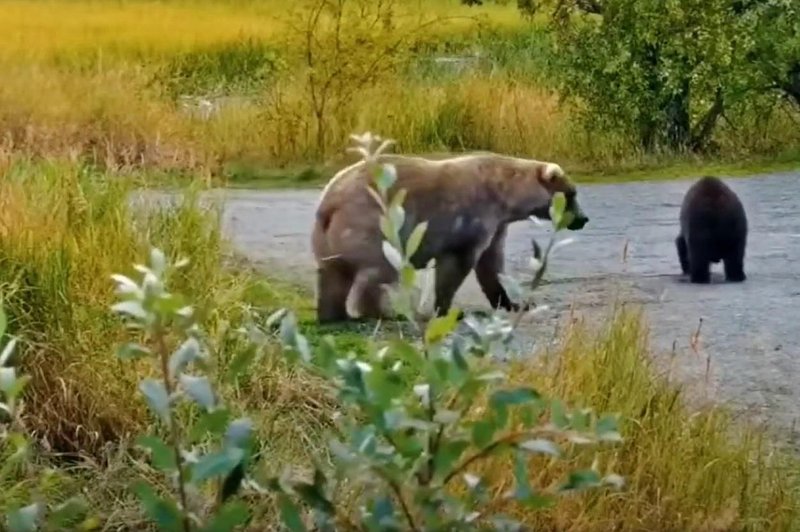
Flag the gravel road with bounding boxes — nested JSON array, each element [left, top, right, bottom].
[[136, 169, 800, 434]]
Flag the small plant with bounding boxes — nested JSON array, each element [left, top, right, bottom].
[[109, 251, 257, 531], [1, 301, 93, 531], [264, 132, 625, 530]]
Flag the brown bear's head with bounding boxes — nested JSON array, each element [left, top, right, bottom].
[[519, 161, 589, 231]]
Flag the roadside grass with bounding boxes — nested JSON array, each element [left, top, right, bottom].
[[1, 159, 798, 529]]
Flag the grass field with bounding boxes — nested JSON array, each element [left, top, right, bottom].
[[1, 159, 799, 529]]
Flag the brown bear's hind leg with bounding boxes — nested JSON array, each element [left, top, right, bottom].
[[675, 235, 690, 275], [433, 252, 475, 317], [350, 266, 398, 320], [316, 263, 355, 323]]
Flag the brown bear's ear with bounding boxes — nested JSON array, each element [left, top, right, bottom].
[[543, 163, 563, 181], [536, 162, 564, 185]]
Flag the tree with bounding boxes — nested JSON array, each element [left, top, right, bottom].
[[743, 0, 800, 108], [281, 0, 453, 159], [534, 0, 758, 154]]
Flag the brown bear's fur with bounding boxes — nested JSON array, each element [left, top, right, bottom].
[[311, 152, 589, 323]]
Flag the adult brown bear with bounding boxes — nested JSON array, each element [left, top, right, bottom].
[[311, 153, 590, 323], [675, 175, 748, 284]]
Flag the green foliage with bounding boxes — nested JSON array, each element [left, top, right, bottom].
[[263, 133, 624, 530], [744, 0, 800, 107]]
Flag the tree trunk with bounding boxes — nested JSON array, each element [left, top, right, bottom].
[[781, 62, 800, 108], [664, 80, 692, 152]]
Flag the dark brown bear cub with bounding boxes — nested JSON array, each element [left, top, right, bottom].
[[675, 175, 748, 284]]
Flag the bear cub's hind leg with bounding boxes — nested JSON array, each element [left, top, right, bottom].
[[675, 235, 690, 275], [723, 242, 747, 282], [687, 241, 711, 284]]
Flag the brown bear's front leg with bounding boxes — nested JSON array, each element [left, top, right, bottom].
[[316, 263, 355, 323], [433, 252, 475, 317], [474, 226, 524, 312]]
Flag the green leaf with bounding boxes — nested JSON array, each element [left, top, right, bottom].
[[549, 192, 566, 228], [471, 420, 496, 448], [550, 399, 569, 429], [190, 447, 245, 485], [498, 274, 524, 305], [294, 479, 335, 515], [132, 481, 184, 531], [511, 449, 534, 502], [371, 496, 397, 528], [388, 188, 407, 214], [518, 439, 561, 457], [2, 373, 29, 404], [489, 388, 541, 413], [0, 337, 16, 367], [116, 342, 151, 361], [0, 303, 7, 339], [225, 417, 254, 448], [388, 205, 405, 240], [190, 409, 231, 442], [596, 414, 623, 441], [380, 215, 395, 243], [278, 494, 307, 532], [169, 337, 201, 378], [46, 497, 90, 529], [560, 469, 602, 492], [6, 503, 41, 532], [424, 307, 461, 345], [433, 439, 470, 478], [489, 515, 525, 531], [225, 344, 257, 383], [375, 164, 397, 194], [0, 366, 16, 394], [111, 300, 148, 320], [150, 248, 167, 276], [265, 308, 288, 329], [405, 221, 428, 259], [179, 374, 216, 411], [136, 435, 177, 471], [382, 241, 404, 271], [139, 378, 171, 423], [202, 501, 250, 532], [602, 473, 625, 489]]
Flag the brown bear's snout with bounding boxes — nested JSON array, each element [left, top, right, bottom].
[[567, 200, 589, 230]]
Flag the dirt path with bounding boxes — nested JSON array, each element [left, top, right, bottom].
[[136, 169, 800, 434]]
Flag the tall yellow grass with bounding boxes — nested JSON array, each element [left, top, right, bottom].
[[0, 0, 524, 61]]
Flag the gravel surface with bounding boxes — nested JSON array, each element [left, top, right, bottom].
[[134, 169, 800, 434]]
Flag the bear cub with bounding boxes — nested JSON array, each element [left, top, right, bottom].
[[675, 175, 748, 284]]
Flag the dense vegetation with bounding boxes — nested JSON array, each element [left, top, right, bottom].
[[0, 0, 798, 186]]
